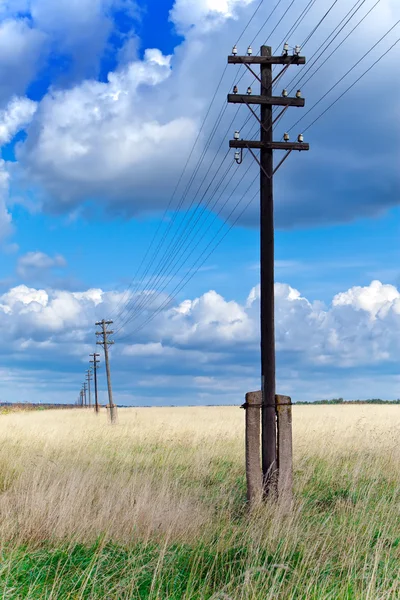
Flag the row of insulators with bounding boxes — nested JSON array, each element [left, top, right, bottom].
[[233, 131, 304, 142], [232, 42, 301, 57], [233, 133, 304, 162], [233, 85, 302, 98]]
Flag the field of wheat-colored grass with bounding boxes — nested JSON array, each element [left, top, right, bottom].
[[0, 405, 399, 598]]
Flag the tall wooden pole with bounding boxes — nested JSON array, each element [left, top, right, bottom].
[[90, 353, 100, 414], [96, 320, 117, 423], [86, 369, 92, 408], [227, 43, 309, 499], [260, 45, 277, 494], [83, 382, 87, 407]]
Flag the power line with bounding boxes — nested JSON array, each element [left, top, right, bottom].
[[301, 0, 341, 47], [250, 0, 288, 46], [116, 155, 256, 333], [114, 0, 337, 328], [118, 20, 400, 340], [113, 0, 375, 332], [283, 0, 381, 97], [115, 4, 341, 330], [287, 18, 400, 134], [115, 130, 258, 333], [114, 113, 262, 331], [116, 179, 260, 342], [236, 0, 265, 46], [108, 0, 266, 321], [302, 35, 400, 133]]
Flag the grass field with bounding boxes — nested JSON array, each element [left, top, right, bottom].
[[0, 405, 399, 599]]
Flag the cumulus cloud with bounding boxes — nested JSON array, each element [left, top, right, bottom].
[[7, 0, 398, 229], [0, 160, 12, 241], [0, 19, 46, 107], [170, 0, 253, 34], [0, 279, 399, 403], [0, 0, 136, 88], [0, 96, 37, 146], [332, 281, 400, 319], [17, 48, 198, 214], [29, 0, 126, 78], [0, 97, 37, 244], [16, 251, 67, 280]]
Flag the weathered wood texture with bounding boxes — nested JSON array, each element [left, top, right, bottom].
[[228, 56, 306, 65], [227, 94, 305, 107], [229, 140, 310, 151], [260, 46, 277, 498]]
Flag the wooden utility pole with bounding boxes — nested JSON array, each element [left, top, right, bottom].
[[96, 319, 117, 423], [83, 382, 87, 407], [228, 44, 309, 497], [90, 353, 101, 414], [86, 369, 93, 408]]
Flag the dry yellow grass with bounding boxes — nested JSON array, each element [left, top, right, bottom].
[[0, 405, 399, 598]]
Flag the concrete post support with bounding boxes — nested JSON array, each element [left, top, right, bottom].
[[244, 391, 263, 507], [276, 394, 293, 508]]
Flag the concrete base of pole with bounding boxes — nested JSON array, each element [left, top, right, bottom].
[[243, 391, 293, 508], [243, 391, 263, 507], [276, 394, 293, 510]]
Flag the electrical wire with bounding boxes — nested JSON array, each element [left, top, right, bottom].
[[108, 0, 266, 321], [113, 0, 374, 333], [302, 35, 400, 133], [283, 0, 381, 98], [115, 117, 259, 332], [116, 0, 312, 324], [114, 110, 243, 327], [287, 18, 400, 134], [301, 0, 340, 47], [115, 0, 330, 327], [118, 14, 400, 340], [116, 180, 260, 342], [236, 0, 265, 46], [116, 132, 259, 332]]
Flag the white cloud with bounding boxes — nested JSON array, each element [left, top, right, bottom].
[[17, 48, 198, 214], [161, 289, 255, 346], [0, 96, 37, 146], [0, 19, 46, 107], [17, 251, 67, 279], [0, 279, 399, 403], [8, 0, 398, 229], [170, 0, 254, 34], [0, 97, 36, 244], [0, 160, 12, 241], [29, 0, 122, 78], [0, 0, 135, 86], [332, 280, 400, 319], [0, 278, 398, 370]]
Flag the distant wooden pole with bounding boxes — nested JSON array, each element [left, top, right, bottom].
[[96, 319, 117, 423], [276, 394, 293, 508], [86, 369, 92, 408], [243, 391, 263, 507], [90, 353, 100, 414]]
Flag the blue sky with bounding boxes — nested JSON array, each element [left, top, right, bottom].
[[0, 0, 399, 405]]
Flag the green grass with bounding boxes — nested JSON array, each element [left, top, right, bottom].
[[0, 407, 399, 598], [1, 454, 400, 599]]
